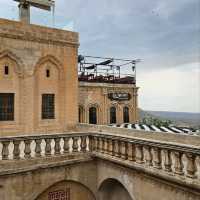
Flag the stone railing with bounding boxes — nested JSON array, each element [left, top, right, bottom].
[[89, 134, 200, 182], [0, 133, 90, 161], [0, 132, 199, 187]]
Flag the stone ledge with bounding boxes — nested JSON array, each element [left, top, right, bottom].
[[0, 153, 92, 176], [0, 18, 79, 46]]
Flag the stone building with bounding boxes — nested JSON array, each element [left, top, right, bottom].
[[0, 4, 199, 200], [78, 82, 138, 125], [0, 18, 79, 136], [0, 18, 139, 138], [78, 56, 139, 125]]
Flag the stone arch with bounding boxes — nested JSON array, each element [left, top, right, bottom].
[[34, 54, 63, 76], [0, 50, 24, 76], [35, 180, 96, 200], [98, 178, 133, 200], [86, 103, 101, 124], [125, 104, 134, 123], [107, 103, 120, 124]]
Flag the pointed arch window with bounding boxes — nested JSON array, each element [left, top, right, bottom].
[[4, 65, 9, 75], [123, 106, 129, 123], [110, 106, 117, 124], [46, 69, 50, 77], [89, 107, 97, 124]]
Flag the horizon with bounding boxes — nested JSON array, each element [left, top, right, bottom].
[[0, 0, 199, 113]]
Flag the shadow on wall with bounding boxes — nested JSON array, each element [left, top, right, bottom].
[[98, 178, 133, 200]]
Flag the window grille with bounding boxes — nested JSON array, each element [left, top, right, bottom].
[[0, 93, 14, 121], [42, 94, 55, 119]]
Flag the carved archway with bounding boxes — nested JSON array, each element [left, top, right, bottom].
[[34, 54, 63, 76], [0, 50, 24, 76], [86, 103, 101, 124], [33, 55, 64, 130], [35, 180, 96, 200]]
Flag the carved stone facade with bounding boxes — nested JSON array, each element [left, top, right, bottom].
[[0, 18, 79, 136], [78, 82, 139, 125]]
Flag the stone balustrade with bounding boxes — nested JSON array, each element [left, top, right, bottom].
[[0, 133, 199, 184], [0, 133, 90, 160], [89, 134, 200, 181]]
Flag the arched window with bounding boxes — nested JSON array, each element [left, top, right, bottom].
[[110, 106, 116, 124], [79, 106, 84, 123], [89, 107, 97, 124], [123, 106, 129, 123]]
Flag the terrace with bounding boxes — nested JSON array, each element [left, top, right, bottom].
[[78, 55, 140, 84]]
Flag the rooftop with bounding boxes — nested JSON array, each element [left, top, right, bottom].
[[78, 55, 140, 85]]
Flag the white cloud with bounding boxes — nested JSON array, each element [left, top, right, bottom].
[[137, 62, 200, 112]]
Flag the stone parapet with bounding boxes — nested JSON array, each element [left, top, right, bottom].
[[0, 18, 79, 46]]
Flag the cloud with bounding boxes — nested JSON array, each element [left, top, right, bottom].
[[137, 62, 200, 112], [0, 0, 199, 112]]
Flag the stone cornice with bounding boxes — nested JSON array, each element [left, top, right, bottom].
[[0, 18, 79, 47]]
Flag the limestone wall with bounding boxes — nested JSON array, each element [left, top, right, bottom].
[[78, 81, 139, 124], [0, 18, 79, 136]]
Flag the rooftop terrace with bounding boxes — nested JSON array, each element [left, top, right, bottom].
[[78, 55, 140, 84]]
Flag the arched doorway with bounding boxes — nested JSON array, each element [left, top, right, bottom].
[[36, 180, 96, 200], [89, 107, 97, 124], [123, 106, 129, 123], [110, 106, 116, 124], [79, 106, 84, 123], [98, 178, 133, 200]]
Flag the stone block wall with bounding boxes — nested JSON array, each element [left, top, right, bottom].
[[0, 18, 79, 136]]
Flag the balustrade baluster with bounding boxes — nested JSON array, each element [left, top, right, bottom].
[[93, 136, 98, 152], [54, 137, 61, 155], [127, 142, 135, 161], [88, 136, 93, 152], [104, 138, 109, 154], [63, 137, 70, 153], [144, 146, 152, 166], [2, 141, 10, 160], [13, 140, 20, 160], [24, 139, 31, 159], [153, 147, 162, 169], [117, 140, 121, 158], [98, 137, 102, 153], [35, 139, 42, 157], [45, 138, 52, 156], [113, 139, 120, 157], [72, 137, 79, 152], [81, 136, 87, 152], [163, 150, 172, 172], [108, 138, 113, 156], [135, 144, 144, 164], [88, 136, 92, 152], [174, 151, 183, 175], [99, 137, 104, 153], [121, 140, 128, 160], [186, 153, 196, 178], [97, 137, 100, 152], [111, 139, 115, 156]]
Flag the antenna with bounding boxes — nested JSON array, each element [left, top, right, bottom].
[[13, 0, 55, 24]]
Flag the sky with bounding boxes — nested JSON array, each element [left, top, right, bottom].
[[0, 0, 200, 113]]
